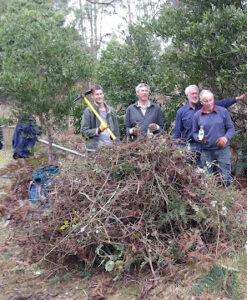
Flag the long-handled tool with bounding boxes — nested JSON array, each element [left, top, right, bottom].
[[73, 90, 117, 140]]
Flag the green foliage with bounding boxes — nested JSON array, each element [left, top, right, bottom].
[[0, 0, 93, 135], [153, 4, 247, 97], [0, 116, 15, 126], [180, 0, 246, 11], [95, 244, 125, 276], [192, 265, 240, 299], [97, 24, 162, 108], [116, 113, 125, 139], [112, 160, 135, 179], [232, 132, 247, 176], [68, 86, 88, 134]]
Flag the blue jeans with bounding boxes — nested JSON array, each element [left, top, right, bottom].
[[187, 142, 202, 167], [201, 147, 232, 186]]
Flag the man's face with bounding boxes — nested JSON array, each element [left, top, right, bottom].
[[187, 87, 199, 104], [91, 89, 104, 105], [201, 95, 214, 112], [136, 86, 149, 102]]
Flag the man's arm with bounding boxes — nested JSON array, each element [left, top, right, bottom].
[[224, 111, 235, 141], [81, 108, 99, 138], [156, 106, 164, 131], [192, 113, 200, 142], [215, 94, 246, 108], [124, 107, 132, 135], [173, 110, 182, 140]]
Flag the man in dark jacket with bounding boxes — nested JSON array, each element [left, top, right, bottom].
[[81, 85, 120, 151], [124, 83, 164, 140]]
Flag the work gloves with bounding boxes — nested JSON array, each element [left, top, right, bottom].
[[131, 123, 159, 136], [216, 137, 227, 148], [131, 127, 142, 136], [98, 122, 108, 133], [0, 141, 3, 150], [148, 123, 159, 132]]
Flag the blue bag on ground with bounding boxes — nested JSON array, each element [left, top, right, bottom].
[[29, 165, 59, 206]]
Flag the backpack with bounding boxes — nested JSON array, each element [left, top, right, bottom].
[[29, 165, 59, 207]]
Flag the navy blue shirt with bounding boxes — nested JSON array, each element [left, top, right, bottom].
[[193, 105, 235, 150], [173, 98, 236, 142]]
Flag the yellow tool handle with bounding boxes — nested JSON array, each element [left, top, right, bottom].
[[83, 96, 117, 140]]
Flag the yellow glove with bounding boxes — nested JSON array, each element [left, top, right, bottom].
[[99, 122, 108, 133]]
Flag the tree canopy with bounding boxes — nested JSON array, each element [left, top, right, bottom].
[[97, 24, 162, 108], [0, 0, 93, 140]]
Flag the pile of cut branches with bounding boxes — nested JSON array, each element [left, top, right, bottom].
[[16, 134, 247, 274]]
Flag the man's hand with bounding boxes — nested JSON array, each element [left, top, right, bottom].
[[148, 123, 158, 132], [0, 141, 3, 150], [236, 94, 246, 101], [132, 127, 142, 136], [98, 122, 108, 133], [216, 137, 227, 148], [198, 136, 206, 144]]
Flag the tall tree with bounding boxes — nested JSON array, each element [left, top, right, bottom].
[[72, 0, 120, 58], [0, 0, 94, 162], [98, 23, 161, 108]]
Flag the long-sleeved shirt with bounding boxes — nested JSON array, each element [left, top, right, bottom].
[[173, 98, 236, 142], [193, 105, 235, 150], [124, 101, 164, 135]]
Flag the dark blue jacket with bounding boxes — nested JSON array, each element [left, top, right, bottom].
[[12, 117, 41, 158]]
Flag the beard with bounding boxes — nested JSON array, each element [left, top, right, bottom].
[[189, 97, 199, 104]]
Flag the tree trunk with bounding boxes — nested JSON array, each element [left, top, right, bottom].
[[47, 126, 54, 165], [126, 0, 132, 25], [79, 0, 85, 48], [39, 114, 54, 164]]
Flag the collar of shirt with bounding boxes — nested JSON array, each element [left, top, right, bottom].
[[137, 100, 151, 108], [201, 105, 217, 114], [136, 100, 151, 116], [94, 102, 110, 113]]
